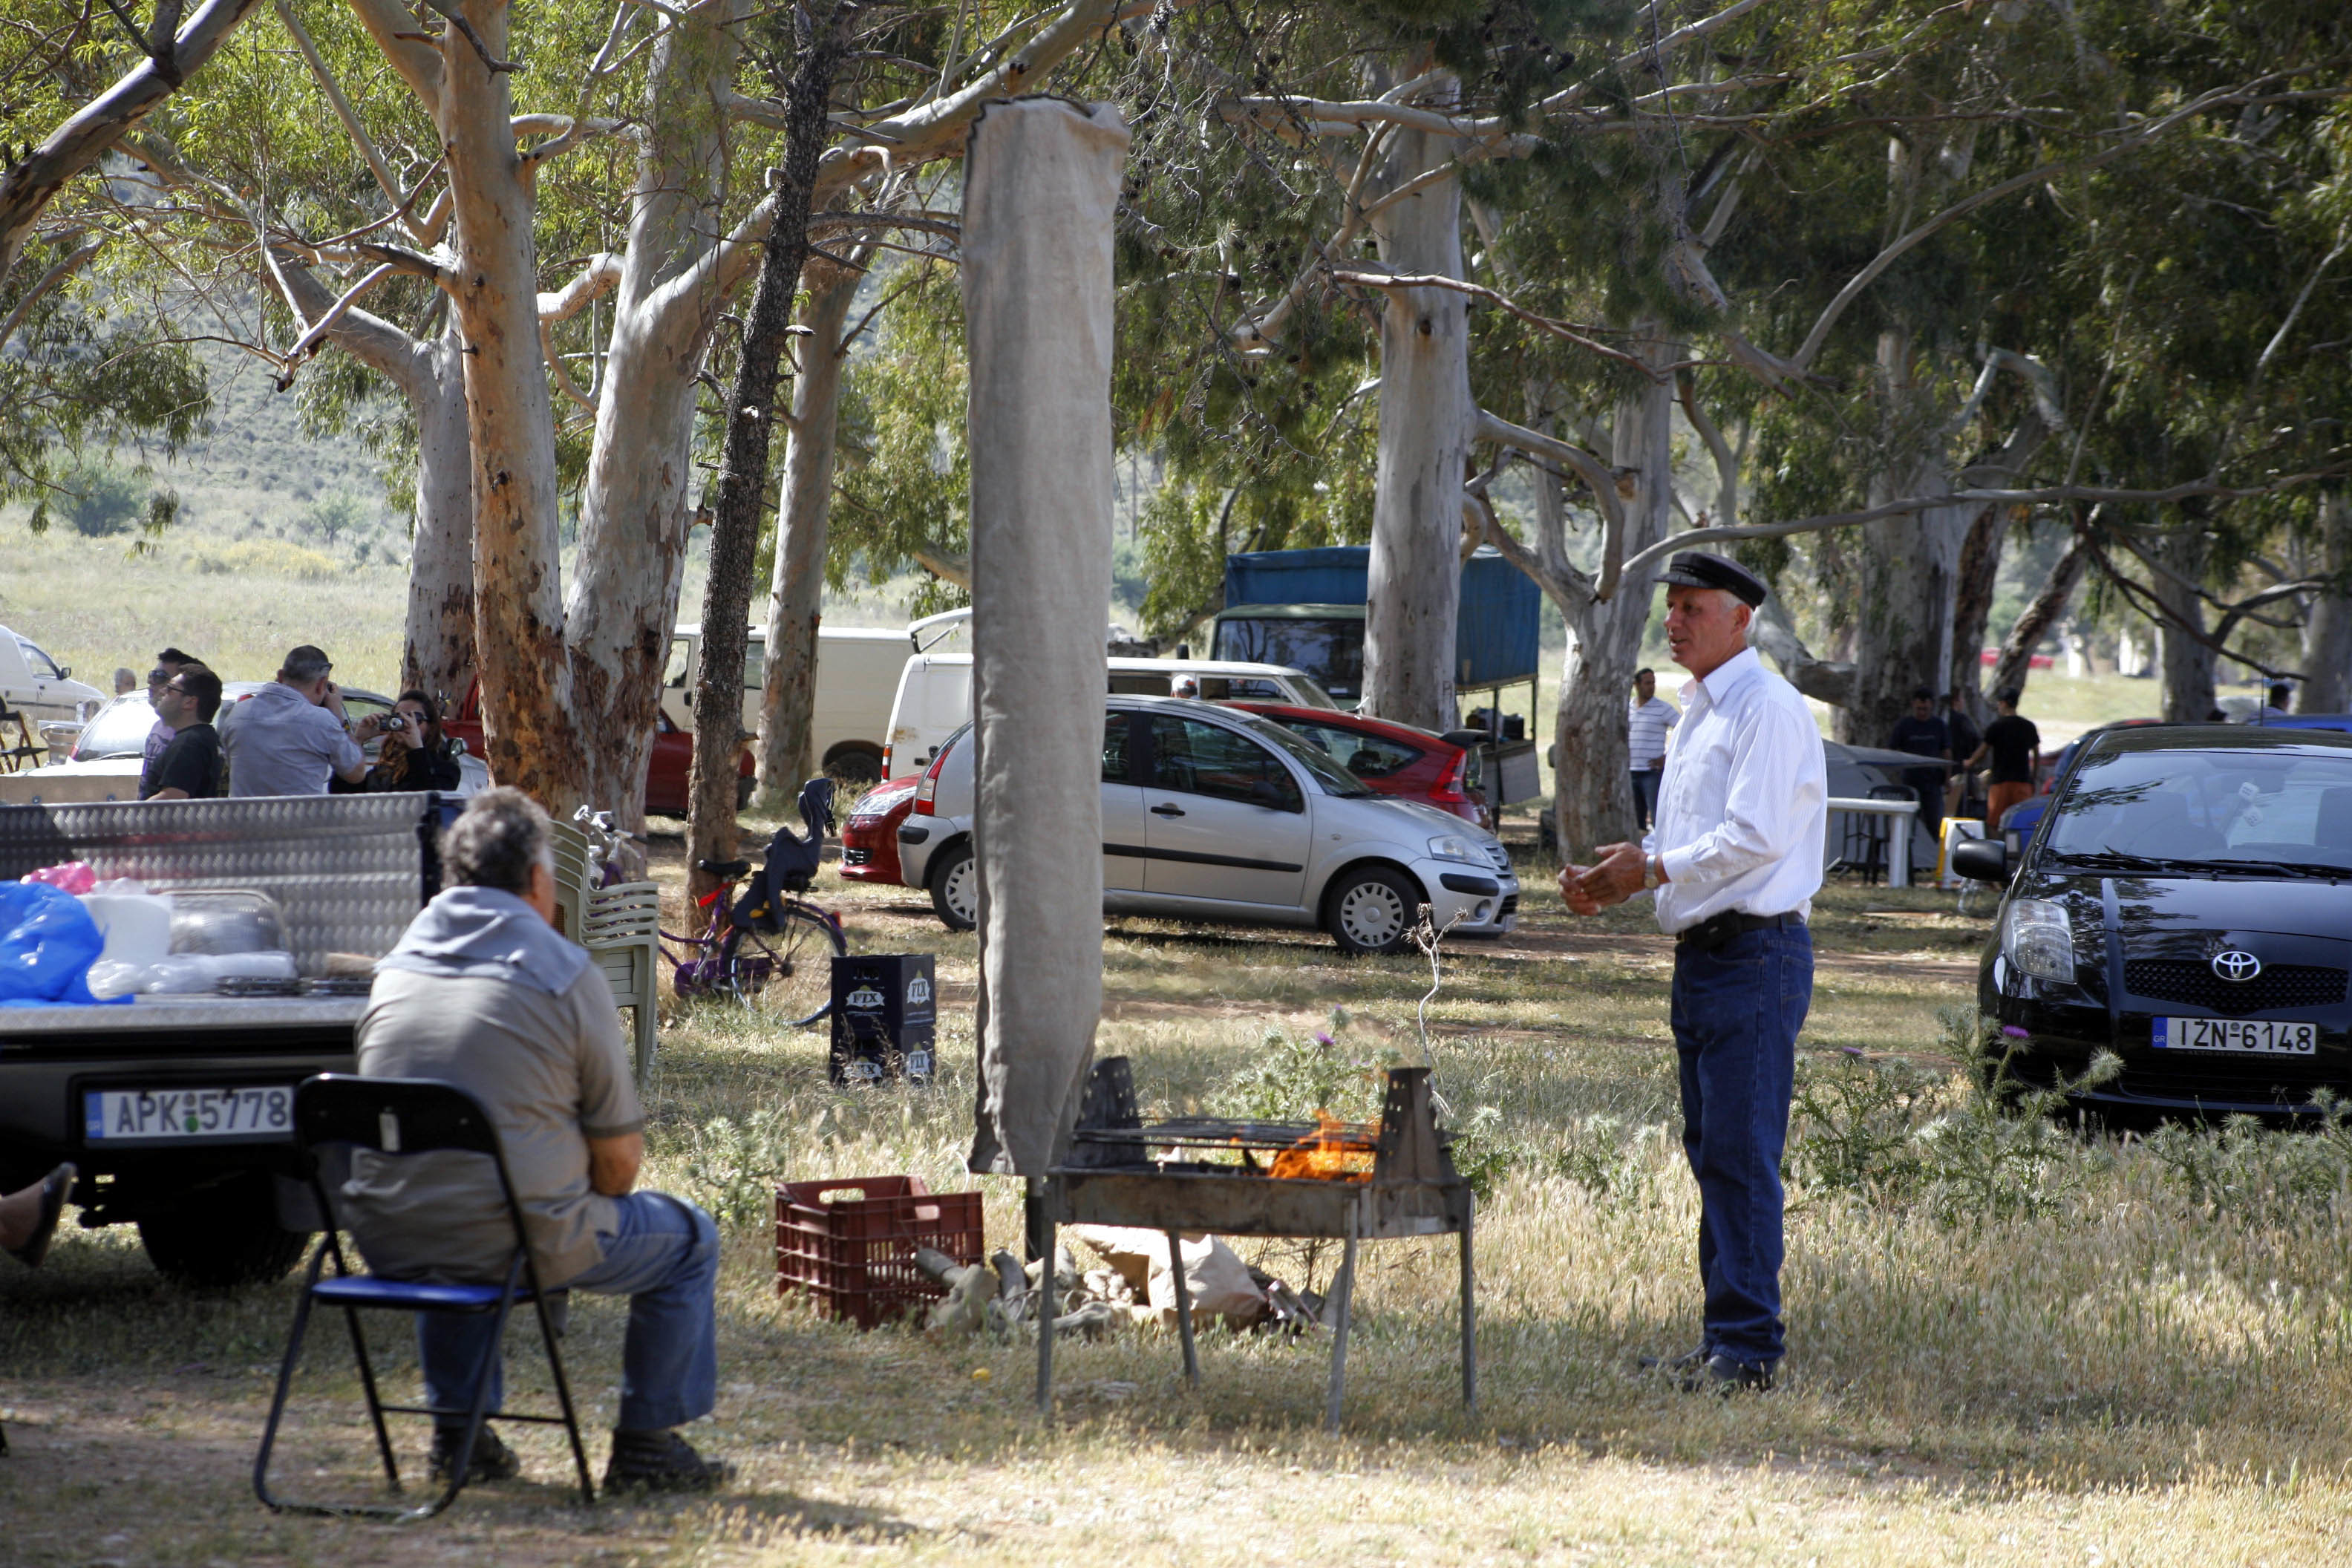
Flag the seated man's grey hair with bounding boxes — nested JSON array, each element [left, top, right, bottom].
[[442, 787, 552, 894]]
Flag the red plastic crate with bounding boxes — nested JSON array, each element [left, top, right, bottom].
[[775, 1176, 985, 1330]]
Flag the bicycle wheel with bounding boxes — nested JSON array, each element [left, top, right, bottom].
[[720, 903, 846, 1027]]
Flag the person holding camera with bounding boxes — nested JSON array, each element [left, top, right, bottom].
[[359, 690, 463, 793], [223, 644, 388, 797]]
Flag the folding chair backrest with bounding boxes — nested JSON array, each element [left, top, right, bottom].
[[296, 1073, 504, 1160]]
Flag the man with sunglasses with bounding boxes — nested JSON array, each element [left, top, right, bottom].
[[139, 666, 226, 800]]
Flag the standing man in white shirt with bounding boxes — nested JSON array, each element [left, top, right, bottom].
[[1626, 667, 1679, 832], [1561, 551, 1827, 1393]]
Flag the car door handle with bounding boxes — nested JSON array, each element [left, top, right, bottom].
[[1151, 803, 1186, 817]]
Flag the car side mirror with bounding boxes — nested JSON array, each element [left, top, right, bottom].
[[55, 665, 70, 680], [1951, 837, 2010, 883]]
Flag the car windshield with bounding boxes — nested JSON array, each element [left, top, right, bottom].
[[15, 636, 62, 680], [1212, 616, 1362, 702], [76, 695, 158, 758], [1219, 710, 1374, 797], [2045, 747, 2352, 872]]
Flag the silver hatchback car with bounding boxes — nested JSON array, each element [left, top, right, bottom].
[[895, 696, 1520, 954]]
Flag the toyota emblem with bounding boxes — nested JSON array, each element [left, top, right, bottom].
[[2210, 950, 2264, 983]]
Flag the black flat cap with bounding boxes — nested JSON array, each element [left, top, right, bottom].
[[1658, 550, 1767, 607]]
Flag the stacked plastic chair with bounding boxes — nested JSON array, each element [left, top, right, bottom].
[[545, 819, 662, 1087]]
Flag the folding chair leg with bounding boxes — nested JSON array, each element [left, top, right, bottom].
[[340, 1305, 402, 1492], [254, 1243, 330, 1512], [532, 1293, 597, 1506], [426, 1293, 517, 1520]]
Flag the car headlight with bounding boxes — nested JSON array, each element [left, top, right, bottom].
[[2004, 898, 2077, 983], [1426, 834, 1480, 863]]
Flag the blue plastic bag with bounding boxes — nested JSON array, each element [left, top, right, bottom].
[[0, 881, 125, 1007]]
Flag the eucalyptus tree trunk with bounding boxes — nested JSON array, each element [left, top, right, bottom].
[[1947, 505, 2002, 715], [272, 259, 474, 704], [1362, 94, 1472, 735], [1845, 327, 1976, 748], [562, 1, 745, 828], [1552, 341, 1676, 853], [439, 0, 575, 805], [2301, 489, 2352, 713], [2152, 517, 2216, 722], [403, 321, 477, 705], [686, 4, 847, 906], [754, 264, 863, 808]]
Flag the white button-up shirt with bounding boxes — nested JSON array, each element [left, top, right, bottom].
[[1641, 647, 1827, 933]]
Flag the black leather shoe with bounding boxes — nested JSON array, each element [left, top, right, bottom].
[[428, 1425, 522, 1486], [603, 1428, 733, 1494], [1679, 1353, 1774, 1394], [6, 1163, 75, 1270]]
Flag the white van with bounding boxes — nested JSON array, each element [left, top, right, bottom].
[[663, 624, 908, 785], [881, 653, 1337, 780], [0, 624, 107, 731]]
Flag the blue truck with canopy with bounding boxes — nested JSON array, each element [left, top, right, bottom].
[[1212, 546, 1544, 807]]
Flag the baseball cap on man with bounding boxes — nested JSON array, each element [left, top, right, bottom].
[[1657, 550, 1768, 607]]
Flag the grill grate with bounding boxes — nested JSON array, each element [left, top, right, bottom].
[[2123, 958, 2347, 1015], [841, 847, 872, 866], [1483, 842, 1512, 872]]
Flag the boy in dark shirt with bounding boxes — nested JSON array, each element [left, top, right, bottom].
[[1967, 687, 2042, 829], [140, 667, 224, 800]]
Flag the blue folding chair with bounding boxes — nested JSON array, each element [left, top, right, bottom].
[[252, 1074, 595, 1518]]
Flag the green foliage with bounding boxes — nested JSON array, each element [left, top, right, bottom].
[[53, 465, 146, 538]]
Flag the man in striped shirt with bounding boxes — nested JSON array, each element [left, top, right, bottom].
[[1627, 667, 1679, 832]]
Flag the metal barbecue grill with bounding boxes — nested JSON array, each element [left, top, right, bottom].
[[1038, 1056, 1475, 1429]]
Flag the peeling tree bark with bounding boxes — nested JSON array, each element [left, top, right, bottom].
[[562, 1, 743, 829], [754, 262, 863, 807], [687, 3, 848, 906], [1362, 91, 1472, 735], [440, 0, 575, 805]]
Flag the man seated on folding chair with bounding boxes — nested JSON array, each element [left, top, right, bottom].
[[346, 787, 729, 1494]]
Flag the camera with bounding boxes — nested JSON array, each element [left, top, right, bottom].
[[379, 713, 408, 733]]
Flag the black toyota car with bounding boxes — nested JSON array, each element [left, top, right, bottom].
[[1954, 724, 2352, 1122]]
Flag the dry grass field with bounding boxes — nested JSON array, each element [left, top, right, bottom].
[[5, 843, 2351, 1567]]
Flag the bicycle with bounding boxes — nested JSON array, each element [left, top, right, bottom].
[[576, 785, 848, 1028]]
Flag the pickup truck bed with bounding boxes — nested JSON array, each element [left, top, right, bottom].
[[0, 793, 442, 1285]]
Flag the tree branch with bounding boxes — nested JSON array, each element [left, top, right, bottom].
[[537, 252, 623, 321], [1613, 470, 2352, 589], [0, 232, 105, 350], [0, 0, 269, 284], [1788, 74, 2351, 372], [1337, 268, 1669, 380]]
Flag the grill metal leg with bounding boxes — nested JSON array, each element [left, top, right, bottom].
[[1325, 1212, 1358, 1431], [1459, 1200, 1477, 1414], [1165, 1229, 1199, 1385]]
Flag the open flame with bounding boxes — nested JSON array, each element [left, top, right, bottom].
[[1270, 1110, 1375, 1183]]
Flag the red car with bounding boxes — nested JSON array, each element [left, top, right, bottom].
[[445, 679, 751, 816], [839, 774, 918, 883], [1232, 702, 1488, 826]]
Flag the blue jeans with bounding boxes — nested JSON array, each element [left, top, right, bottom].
[[1630, 768, 1664, 832], [419, 1190, 719, 1434], [1669, 923, 1813, 1367]]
